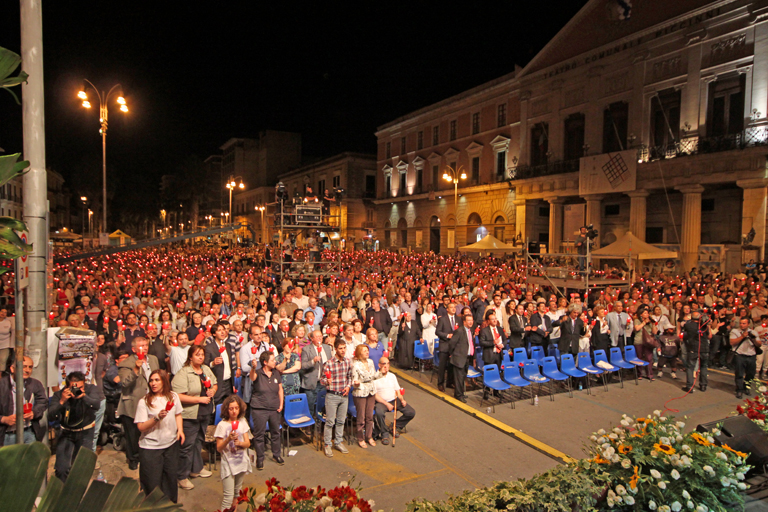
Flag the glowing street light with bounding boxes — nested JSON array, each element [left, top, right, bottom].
[[443, 164, 466, 250], [225, 175, 245, 221]]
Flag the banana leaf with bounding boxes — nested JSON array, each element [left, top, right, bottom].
[[0, 442, 50, 512], [0, 46, 29, 104], [0, 153, 30, 187]]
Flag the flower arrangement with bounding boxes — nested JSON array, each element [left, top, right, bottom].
[[734, 380, 768, 434], [583, 411, 750, 511], [217, 478, 380, 512]]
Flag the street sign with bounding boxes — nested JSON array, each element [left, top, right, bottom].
[[18, 230, 29, 290]]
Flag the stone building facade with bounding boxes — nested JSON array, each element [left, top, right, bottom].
[[375, 0, 768, 270]]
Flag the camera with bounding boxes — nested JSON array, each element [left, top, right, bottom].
[[70, 386, 83, 397], [585, 224, 599, 240]]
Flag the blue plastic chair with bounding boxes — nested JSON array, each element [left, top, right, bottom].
[[594, 349, 622, 389], [610, 347, 636, 386], [482, 364, 511, 412], [624, 345, 649, 366], [578, 352, 607, 392], [541, 356, 569, 399], [467, 349, 483, 381], [414, 339, 432, 373], [501, 351, 513, 369], [502, 363, 531, 408], [522, 360, 551, 403], [547, 345, 561, 363], [512, 348, 528, 364], [283, 393, 316, 456], [560, 354, 589, 395], [530, 346, 545, 366], [214, 403, 223, 425]]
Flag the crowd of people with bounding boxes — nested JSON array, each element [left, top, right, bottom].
[[2, 243, 766, 506]]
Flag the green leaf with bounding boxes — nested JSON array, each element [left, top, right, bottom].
[[0, 216, 27, 231], [36, 476, 64, 512], [50, 448, 96, 512], [74, 481, 112, 512], [0, 153, 29, 188], [0, 46, 28, 105], [0, 442, 50, 512]]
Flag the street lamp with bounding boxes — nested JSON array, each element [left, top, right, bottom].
[[78, 80, 129, 234], [80, 196, 87, 248], [443, 165, 467, 250], [87, 209, 93, 239], [225, 175, 245, 222], [255, 205, 265, 243]]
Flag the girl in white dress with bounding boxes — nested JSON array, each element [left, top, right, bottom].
[[215, 395, 253, 511], [420, 302, 438, 354]]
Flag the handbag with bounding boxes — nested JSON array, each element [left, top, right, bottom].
[[642, 328, 660, 349]]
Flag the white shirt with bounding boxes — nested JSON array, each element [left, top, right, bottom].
[[373, 372, 400, 403], [169, 345, 190, 375], [0, 318, 12, 350], [214, 419, 253, 479], [134, 392, 182, 450], [292, 296, 309, 311]]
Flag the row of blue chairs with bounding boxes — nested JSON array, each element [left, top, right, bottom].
[[481, 346, 649, 410]]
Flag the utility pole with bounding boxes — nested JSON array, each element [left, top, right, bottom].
[[21, 0, 50, 404]]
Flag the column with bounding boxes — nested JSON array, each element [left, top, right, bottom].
[[677, 184, 705, 271], [584, 194, 604, 248], [737, 179, 768, 261], [627, 190, 650, 241], [545, 196, 564, 254], [513, 197, 536, 243]]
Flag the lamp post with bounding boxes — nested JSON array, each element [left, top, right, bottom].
[[78, 80, 128, 235], [225, 175, 245, 222], [256, 205, 265, 243], [442, 164, 467, 250], [80, 196, 87, 248], [88, 209, 93, 240]]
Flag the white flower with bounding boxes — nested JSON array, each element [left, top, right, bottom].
[[255, 493, 267, 506], [325, 507, 336, 512], [737, 472, 745, 480], [613, 427, 623, 434], [716, 452, 728, 461], [682, 444, 691, 453], [738, 482, 747, 490], [601, 442, 611, 450], [317, 497, 332, 508], [624, 495, 635, 505], [721, 477, 730, 487], [340, 481, 348, 487], [597, 429, 606, 435], [672, 502, 682, 512], [676, 421, 686, 429], [703, 465, 714, 474], [713, 428, 721, 436], [681, 455, 692, 466], [687, 501, 694, 509], [608, 433, 619, 440], [351, 507, 361, 512], [671, 469, 680, 480], [676, 435, 684, 443], [659, 505, 671, 512], [650, 469, 662, 479], [649, 500, 658, 510], [682, 490, 691, 500], [615, 485, 627, 496], [621, 458, 632, 469], [603, 446, 616, 458], [706, 435, 715, 443], [651, 450, 659, 458], [368, 500, 375, 508], [696, 505, 708, 512], [621, 419, 631, 427], [590, 435, 597, 442], [759, 385, 767, 393], [654, 410, 662, 416], [606, 497, 615, 508], [611, 454, 620, 463], [285, 494, 294, 505], [660, 436, 671, 445], [659, 481, 667, 490], [661, 416, 667, 421]]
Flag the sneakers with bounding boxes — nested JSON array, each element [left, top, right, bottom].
[[178, 479, 195, 490], [334, 443, 349, 454], [671, 372, 677, 379], [190, 469, 212, 478], [657, 370, 663, 378], [324, 445, 334, 457]]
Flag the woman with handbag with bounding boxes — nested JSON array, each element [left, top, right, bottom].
[[633, 308, 657, 380]]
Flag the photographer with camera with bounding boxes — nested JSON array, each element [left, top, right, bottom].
[[575, 225, 597, 276], [730, 316, 762, 399], [49, 371, 101, 481]]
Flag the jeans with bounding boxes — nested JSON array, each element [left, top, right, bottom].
[[92, 399, 106, 451], [377, 332, 388, 345], [4, 428, 35, 446], [685, 352, 708, 389], [55, 428, 95, 482], [178, 416, 208, 480], [323, 392, 348, 447], [734, 354, 757, 392], [578, 255, 586, 273]]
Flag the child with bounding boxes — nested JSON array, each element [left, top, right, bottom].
[[215, 395, 252, 510]]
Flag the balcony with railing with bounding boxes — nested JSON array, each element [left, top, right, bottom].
[[637, 124, 768, 163], [506, 157, 580, 180]]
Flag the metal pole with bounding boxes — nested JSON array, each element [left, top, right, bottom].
[[14, 260, 24, 442], [20, 0, 49, 404], [454, 179, 458, 251], [585, 237, 590, 306], [102, 127, 107, 234]]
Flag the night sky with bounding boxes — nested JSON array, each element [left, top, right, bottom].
[[0, 2, 587, 215]]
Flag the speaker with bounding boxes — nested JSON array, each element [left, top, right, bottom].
[[697, 415, 768, 470]]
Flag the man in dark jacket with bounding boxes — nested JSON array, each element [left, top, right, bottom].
[[435, 302, 460, 392], [448, 314, 475, 403], [682, 310, 710, 393], [478, 311, 508, 368], [364, 298, 392, 344], [557, 306, 586, 355], [49, 371, 101, 481], [472, 290, 489, 326], [204, 322, 236, 404], [528, 302, 554, 350], [0, 355, 47, 446]]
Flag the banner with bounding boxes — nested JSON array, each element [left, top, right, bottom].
[[56, 327, 96, 386], [579, 149, 637, 196]]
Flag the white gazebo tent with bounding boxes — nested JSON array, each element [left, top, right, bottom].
[[459, 234, 521, 254], [591, 231, 678, 279]]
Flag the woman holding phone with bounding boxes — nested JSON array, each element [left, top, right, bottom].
[[135, 370, 184, 503]]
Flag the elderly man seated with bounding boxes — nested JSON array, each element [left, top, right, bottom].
[[372, 357, 415, 445]]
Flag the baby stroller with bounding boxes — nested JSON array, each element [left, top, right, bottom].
[[98, 357, 125, 451]]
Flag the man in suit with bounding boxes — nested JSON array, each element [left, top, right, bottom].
[[204, 322, 236, 404], [117, 336, 160, 470], [271, 319, 291, 348], [557, 305, 586, 355], [448, 314, 475, 403], [528, 302, 553, 350], [435, 302, 460, 392], [508, 303, 530, 349], [0, 355, 47, 446], [485, 294, 511, 337], [606, 301, 633, 348], [396, 311, 423, 369], [300, 330, 333, 421], [479, 311, 508, 368]]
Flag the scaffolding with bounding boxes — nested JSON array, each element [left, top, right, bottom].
[[265, 197, 343, 282]]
